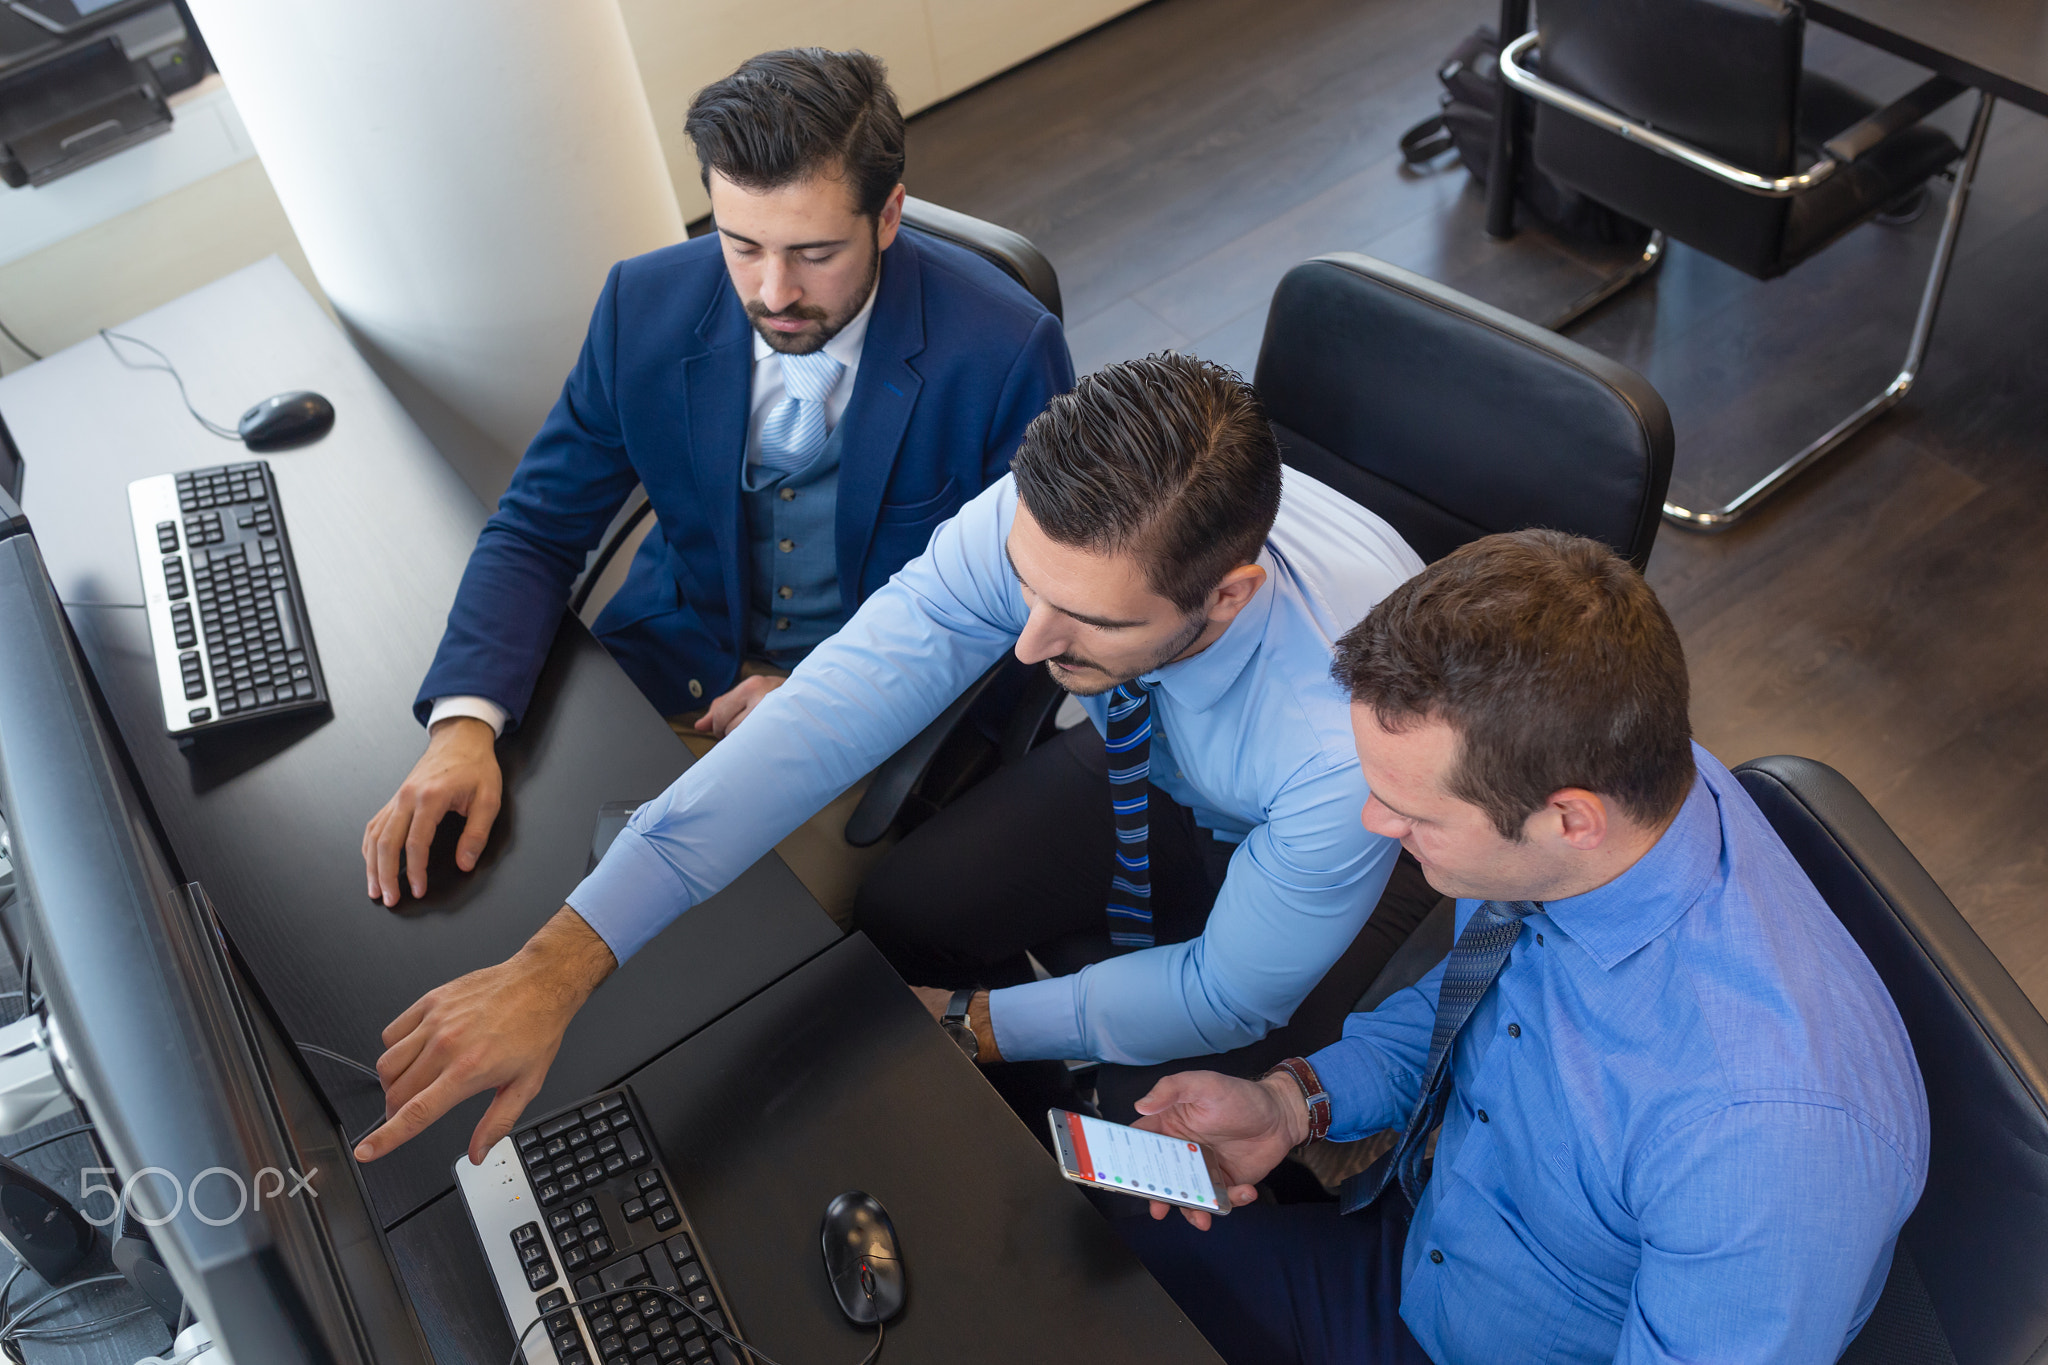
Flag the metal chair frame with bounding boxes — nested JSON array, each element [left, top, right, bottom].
[[1499, 30, 1993, 530]]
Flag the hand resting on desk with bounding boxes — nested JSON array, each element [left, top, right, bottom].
[[363, 714, 502, 905], [1130, 1070, 1308, 1230], [352, 905, 616, 1165]]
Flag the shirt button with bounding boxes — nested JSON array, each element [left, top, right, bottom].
[[779, 487, 796, 501], [778, 538, 795, 553], [1507, 1023, 1521, 1038], [688, 679, 703, 699], [778, 585, 794, 599], [1477, 1109, 1489, 1123], [775, 617, 790, 631], [1535, 933, 1544, 945], [1429, 1250, 1444, 1265]]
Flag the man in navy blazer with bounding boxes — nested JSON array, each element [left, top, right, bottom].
[[363, 49, 1072, 911]]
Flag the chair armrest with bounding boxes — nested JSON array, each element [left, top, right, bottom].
[[1498, 30, 1838, 198], [843, 657, 1014, 848], [1822, 75, 1967, 164], [570, 488, 654, 617]]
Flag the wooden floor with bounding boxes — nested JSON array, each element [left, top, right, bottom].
[[905, 0, 2048, 1011]]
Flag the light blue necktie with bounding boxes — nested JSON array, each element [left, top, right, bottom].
[[1340, 899, 1540, 1216], [755, 349, 845, 476]]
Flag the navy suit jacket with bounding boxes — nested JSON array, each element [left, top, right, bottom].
[[415, 227, 1073, 726]]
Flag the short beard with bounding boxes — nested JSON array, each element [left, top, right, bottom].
[[746, 225, 881, 356], [1043, 609, 1211, 697]]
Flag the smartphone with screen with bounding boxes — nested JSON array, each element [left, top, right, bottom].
[[1048, 1108, 1230, 1215]]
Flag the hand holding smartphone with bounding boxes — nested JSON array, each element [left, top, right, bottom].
[[1049, 1108, 1231, 1215]]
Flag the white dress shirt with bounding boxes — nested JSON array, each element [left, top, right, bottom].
[[428, 283, 878, 737]]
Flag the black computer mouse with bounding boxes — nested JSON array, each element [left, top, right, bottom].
[[238, 391, 334, 451], [819, 1190, 904, 1324]]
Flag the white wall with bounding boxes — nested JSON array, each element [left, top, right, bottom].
[[619, 0, 1146, 219]]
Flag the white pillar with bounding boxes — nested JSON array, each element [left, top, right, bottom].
[[183, 0, 687, 501]]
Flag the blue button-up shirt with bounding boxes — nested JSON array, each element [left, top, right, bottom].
[[1310, 746, 1928, 1363], [570, 469, 1424, 1065]]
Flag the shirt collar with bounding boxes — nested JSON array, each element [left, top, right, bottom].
[[1538, 764, 1721, 971], [1139, 546, 1278, 713], [751, 277, 880, 367]]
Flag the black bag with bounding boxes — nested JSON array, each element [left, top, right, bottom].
[[1399, 27, 1646, 246]]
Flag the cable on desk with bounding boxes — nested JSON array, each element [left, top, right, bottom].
[[295, 1042, 381, 1082], [294, 1042, 389, 1147], [0, 316, 39, 364], [98, 331, 242, 441]]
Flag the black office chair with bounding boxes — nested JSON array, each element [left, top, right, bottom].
[[851, 250, 1680, 848], [1257, 251, 1674, 570], [1498, 0, 1995, 529], [1735, 756, 2048, 1364]]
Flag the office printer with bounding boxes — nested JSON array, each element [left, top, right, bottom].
[[0, 0, 210, 187]]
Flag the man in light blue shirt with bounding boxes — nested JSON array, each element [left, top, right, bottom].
[[351, 354, 1426, 1165], [1120, 530, 1928, 1365]]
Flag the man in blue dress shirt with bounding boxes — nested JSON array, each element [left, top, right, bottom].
[[1118, 530, 1929, 1365], [360, 49, 1072, 917], [350, 355, 1430, 1166]]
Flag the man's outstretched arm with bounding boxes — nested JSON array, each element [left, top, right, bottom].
[[354, 906, 617, 1164], [359, 481, 1033, 1159]]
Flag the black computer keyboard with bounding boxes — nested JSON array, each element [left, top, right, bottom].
[[456, 1086, 748, 1365], [126, 461, 328, 735]]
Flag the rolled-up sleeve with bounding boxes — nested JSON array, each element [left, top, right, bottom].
[[989, 754, 1401, 1064], [568, 480, 1027, 963]]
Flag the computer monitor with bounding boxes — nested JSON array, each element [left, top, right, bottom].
[[0, 483, 430, 1364]]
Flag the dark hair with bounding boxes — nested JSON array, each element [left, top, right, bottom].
[[1010, 354, 1283, 613], [685, 49, 905, 218], [1332, 529, 1694, 838]]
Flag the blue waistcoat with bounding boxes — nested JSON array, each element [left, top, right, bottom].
[[742, 420, 844, 660]]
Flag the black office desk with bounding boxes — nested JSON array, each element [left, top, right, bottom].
[[391, 935, 1220, 1365], [1805, 0, 2048, 117], [0, 260, 841, 1228]]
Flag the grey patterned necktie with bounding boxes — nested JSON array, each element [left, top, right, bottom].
[[1340, 899, 1540, 1215]]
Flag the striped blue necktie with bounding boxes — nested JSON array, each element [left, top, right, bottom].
[[1105, 679, 1156, 949], [1340, 899, 1540, 1215], [755, 349, 845, 475]]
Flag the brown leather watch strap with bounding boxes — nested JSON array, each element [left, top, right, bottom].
[[1263, 1056, 1332, 1145]]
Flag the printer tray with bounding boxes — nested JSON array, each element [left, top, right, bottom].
[[0, 35, 169, 186]]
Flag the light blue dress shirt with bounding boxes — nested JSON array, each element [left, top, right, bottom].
[[569, 468, 1424, 1065], [1309, 745, 1929, 1364]]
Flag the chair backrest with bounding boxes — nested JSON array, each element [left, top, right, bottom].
[[1735, 756, 2048, 1365], [1253, 252, 1673, 570], [901, 197, 1063, 321], [1532, 0, 1805, 277]]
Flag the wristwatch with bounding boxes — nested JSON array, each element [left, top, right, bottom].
[[941, 988, 980, 1060]]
